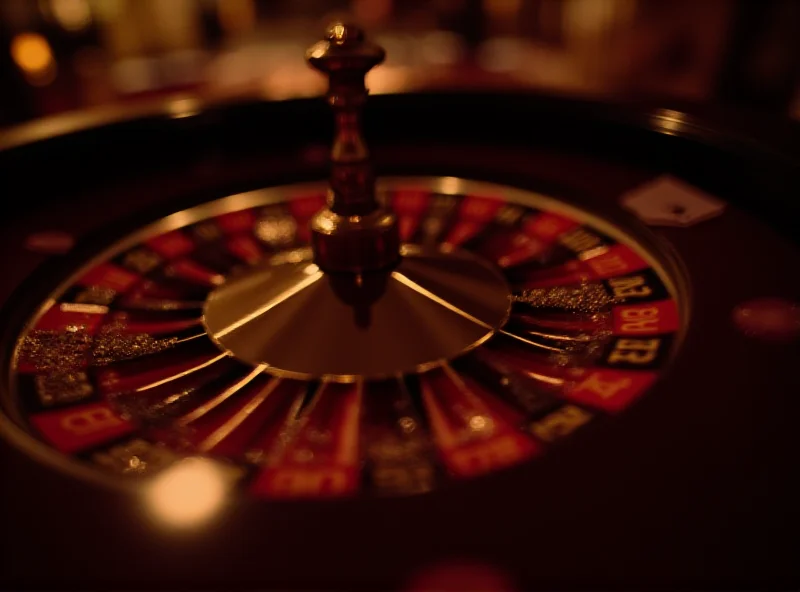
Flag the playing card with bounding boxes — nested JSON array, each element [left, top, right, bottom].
[[620, 175, 727, 227]]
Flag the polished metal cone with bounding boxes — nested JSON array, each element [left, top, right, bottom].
[[203, 245, 511, 382]]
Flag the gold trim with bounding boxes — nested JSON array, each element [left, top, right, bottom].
[[202, 250, 511, 383], [197, 376, 282, 453], [0, 176, 689, 489], [13, 177, 685, 335]]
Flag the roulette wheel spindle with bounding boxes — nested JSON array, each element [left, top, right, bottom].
[[204, 22, 511, 381]]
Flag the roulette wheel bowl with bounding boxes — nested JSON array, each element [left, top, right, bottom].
[[203, 242, 512, 381], [0, 22, 798, 591]]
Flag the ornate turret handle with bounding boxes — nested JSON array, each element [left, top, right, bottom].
[[306, 23, 400, 273]]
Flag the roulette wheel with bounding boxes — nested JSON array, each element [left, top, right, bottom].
[[1, 22, 799, 590]]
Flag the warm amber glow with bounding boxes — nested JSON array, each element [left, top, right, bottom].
[[353, 0, 393, 25], [563, 0, 637, 44], [145, 458, 229, 527], [484, 0, 522, 19], [652, 108, 689, 133], [438, 177, 464, 196], [50, 0, 92, 32], [366, 66, 411, 94], [260, 67, 325, 99], [167, 97, 201, 119], [469, 415, 492, 431], [11, 33, 54, 75], [217, 0, 256, 35]]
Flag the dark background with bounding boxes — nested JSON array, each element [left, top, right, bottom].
[[1, 0, 799, 129]]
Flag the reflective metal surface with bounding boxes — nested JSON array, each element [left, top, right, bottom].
[[306, 23, 400, 273], [204, 245, 511, 381], [1, 176, 684, 488], [0, 83, 796, 589]]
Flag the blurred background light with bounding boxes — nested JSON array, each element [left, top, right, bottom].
[[144, 457, 231, 528], [10, 32, 57, 85], [49, 0, 92, 32], [0, 0, 797, 126]]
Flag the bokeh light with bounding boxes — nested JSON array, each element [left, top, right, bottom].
[[144, 457, 230, 528], [50, 0, 92, 32], [10, 32, 57, 86]]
